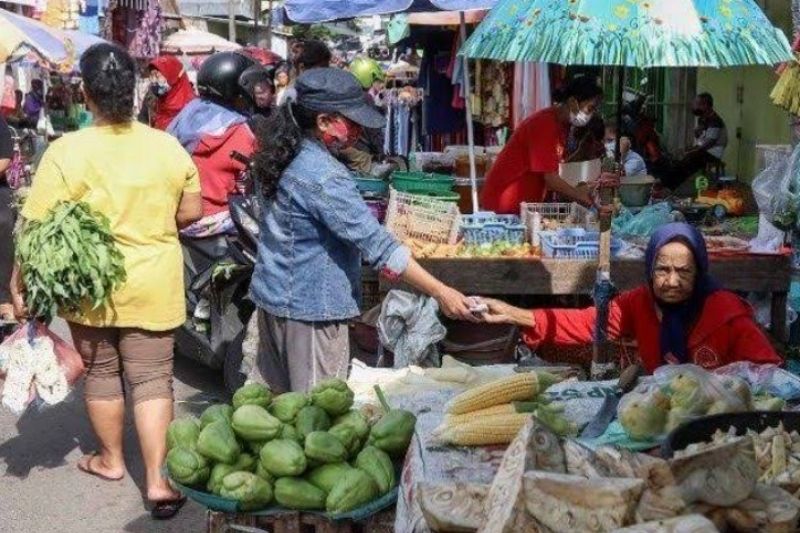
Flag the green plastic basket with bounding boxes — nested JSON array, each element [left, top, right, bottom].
[[171, 478, 242, 513], [168, 467, 399, 520], [354, 175, 389, 197], [392, 171, 454, 195]]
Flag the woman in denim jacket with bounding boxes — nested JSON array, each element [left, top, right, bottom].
[[249, 68, 474, 393]]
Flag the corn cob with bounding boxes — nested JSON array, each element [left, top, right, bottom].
[[444, 401, 541, 426], [446, 372, 559, 415], [434, 413, 531, 446]]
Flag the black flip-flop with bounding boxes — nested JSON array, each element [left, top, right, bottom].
[[77, 453, 124, 482], [150, 496, 187, 520]]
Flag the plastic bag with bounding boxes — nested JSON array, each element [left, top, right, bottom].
[[378, 290, 446, 368], [612, 202, 674, 238], [751, 144, 800, 230], [0, 321, 84, 415], [713, 361, 800, 401], [617, 364, 751, 442]]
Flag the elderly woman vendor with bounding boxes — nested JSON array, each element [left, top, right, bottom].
[[482, 223, 781, 373]]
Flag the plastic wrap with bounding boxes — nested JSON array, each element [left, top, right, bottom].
[[0, 322, 84, 416]]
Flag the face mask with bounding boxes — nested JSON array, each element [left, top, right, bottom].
[[151, 81, 170, 97], [570, 110, 592, 127], [605, 141, 616, 158], [321, 117, 361, 151]]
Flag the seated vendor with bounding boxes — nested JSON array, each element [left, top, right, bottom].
[[480, 76, 604, 214], [480, 223, 781, 373], [604, 124, 647, 178], [659, 93, 727, 190]]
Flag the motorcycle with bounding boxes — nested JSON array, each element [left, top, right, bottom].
[[175, 151, 259, 392]]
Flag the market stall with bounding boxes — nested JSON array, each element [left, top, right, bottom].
[[383, 254, 793, 342], [340, 359, 800, 532]]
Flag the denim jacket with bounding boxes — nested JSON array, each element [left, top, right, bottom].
[[250, 140, 409, 321]]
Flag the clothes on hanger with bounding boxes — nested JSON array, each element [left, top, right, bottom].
[[513, 62, 551, 128]]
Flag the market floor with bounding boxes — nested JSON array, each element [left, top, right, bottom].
[[0, 322, 225, 533]]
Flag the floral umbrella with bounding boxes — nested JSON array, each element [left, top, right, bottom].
[[461, 0, 792, 67]]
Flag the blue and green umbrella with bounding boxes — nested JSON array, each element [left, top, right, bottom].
[[461, 0, 793, 67]]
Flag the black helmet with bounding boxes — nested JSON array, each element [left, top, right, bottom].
[[197, 52, 257, 105]]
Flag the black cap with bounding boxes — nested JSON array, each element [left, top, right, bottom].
[[295, 68, 384, 129]]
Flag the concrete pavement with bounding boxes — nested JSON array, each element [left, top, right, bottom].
[[0, 324, 227, 533]]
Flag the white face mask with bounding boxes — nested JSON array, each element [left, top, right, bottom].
[[605, 140, 616, 158], [570, 109, 592, 127]]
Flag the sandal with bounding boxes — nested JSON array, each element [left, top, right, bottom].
[[77, 453, 124, 482], [150, 496, 187, 520]]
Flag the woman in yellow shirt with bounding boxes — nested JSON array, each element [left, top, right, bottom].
[[10, 44, 202, 519]]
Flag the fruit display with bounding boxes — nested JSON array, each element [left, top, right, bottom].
[[402, 238, 538, 259], [432, 372, 574, 446], [618, 366, 782, 442], [165, 380, 414, 514]]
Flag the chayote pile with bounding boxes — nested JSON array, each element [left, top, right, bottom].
[[165, 381, 416, 514]]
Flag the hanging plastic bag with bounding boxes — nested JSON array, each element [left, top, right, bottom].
[[0, 321, 85, 416], [751, 144, 800, 230]]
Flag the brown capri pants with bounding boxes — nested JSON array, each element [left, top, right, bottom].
[[69, 323, 175, 405]]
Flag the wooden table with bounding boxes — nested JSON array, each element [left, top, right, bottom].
[[380, 254, 792, 341]]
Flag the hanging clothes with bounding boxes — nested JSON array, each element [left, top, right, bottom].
[[419, 40, 465, 136], [446, 32, 465, 110], [479, 61, 512, 128], [512, 62, 551, 128]]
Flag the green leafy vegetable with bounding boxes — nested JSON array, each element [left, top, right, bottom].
[[16, 201, 126, 319]]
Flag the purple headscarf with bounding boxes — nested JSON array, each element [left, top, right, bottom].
[[644, 223, 720, 364]]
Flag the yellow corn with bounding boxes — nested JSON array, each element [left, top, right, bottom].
[[446, 372, 556, 415], [435, 413, 530, 446], [444, 403, 517, 426]]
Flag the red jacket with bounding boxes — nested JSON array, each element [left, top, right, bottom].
[[192, 122, 254, 217], [523, 286, 782, 373]]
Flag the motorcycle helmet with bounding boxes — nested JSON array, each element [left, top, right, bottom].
[[349, 57, 384, 90], [197, 52, 258, 106]]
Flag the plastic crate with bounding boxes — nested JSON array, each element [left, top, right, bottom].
[[392, 171, 455, 195], [540, 228, 622, 259], [384, 188, 461, 244], [521, 202, 597, 244], [355, 175, 389, 197], [461, 211, 522, 226], [460, 211, 527, 246]]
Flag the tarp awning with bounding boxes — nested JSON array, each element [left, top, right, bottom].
[[284, 0, 496, 23]]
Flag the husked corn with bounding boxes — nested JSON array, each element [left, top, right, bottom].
[[444, 403, 517, 426], [446, 372, 558, 415], [435, 413, 530, 446]]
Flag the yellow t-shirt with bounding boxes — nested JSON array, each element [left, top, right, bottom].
[[21, 122, 200, 331]]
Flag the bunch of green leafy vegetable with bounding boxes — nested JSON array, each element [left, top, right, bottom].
[[15, 201, 127, 319]]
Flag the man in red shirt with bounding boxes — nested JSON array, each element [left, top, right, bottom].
[[481, 77, 605, 214]]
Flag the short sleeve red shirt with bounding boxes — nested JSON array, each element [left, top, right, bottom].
[[480, 107, 568, 214]]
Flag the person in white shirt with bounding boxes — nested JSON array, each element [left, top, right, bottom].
[[604, 124, 647, 178]]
